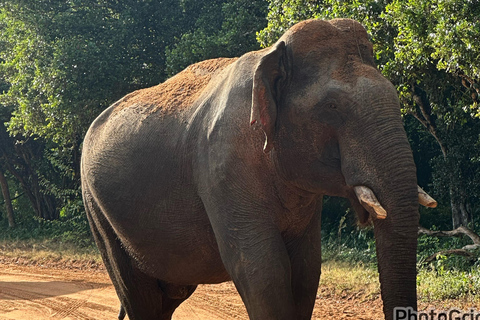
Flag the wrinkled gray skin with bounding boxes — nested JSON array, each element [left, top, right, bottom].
[[81, 19, 419, 320]]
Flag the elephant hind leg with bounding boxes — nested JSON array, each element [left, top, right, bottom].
[[116, 282, 196, 320], [83, 191, 195, 320], [159, 282, 197, 319]]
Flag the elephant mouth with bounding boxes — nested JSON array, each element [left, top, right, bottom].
[[349, 185, 437, 224]]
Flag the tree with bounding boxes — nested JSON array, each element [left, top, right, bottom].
[[383, 0, 480, 228], [0, 168, 15, 227], [258, 0, 480, 228], [0, 116, 59, 220], [0, 0, 198, 221], [165, 0, 268, 76], [0, 0, 191, 164]]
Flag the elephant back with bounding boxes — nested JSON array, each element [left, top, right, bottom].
[[110, 57, 238, 118]]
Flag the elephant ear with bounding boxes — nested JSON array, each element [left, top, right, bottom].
[[250, 41, 289, 153]]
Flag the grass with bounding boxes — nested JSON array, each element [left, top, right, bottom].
[[0, 212, 99, 267], [319, 261, 480, 306], [319, 261, 380, 300], [0, 238, 102, 269], [417, 267, 480, 303]]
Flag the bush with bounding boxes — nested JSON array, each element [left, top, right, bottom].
[[0, 211, 95, 249], [418, 265, 480, 301]]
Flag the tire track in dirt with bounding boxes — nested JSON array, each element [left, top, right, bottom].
[[51, 296, 91, 319], [0, 283, 100, 319], [178, 283, 247, 319], [0, 264, 117, 320]]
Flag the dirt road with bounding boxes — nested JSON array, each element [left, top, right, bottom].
[[0, 263, 384, 319]]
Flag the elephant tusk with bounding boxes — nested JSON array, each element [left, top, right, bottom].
[[418, 186, 437, 208], [353, 186, 387, 220]]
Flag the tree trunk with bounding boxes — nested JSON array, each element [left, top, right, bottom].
[[410, 90, 472, 229], [0, 169, 15, 227], [2, 151, 58, 220], [451, 194, 471, 228]]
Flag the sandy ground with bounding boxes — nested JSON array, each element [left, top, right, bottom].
[[0, 263, 386, 320]]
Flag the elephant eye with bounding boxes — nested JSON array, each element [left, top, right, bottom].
[[328, 103, 337, 109]]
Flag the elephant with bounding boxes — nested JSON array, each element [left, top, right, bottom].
[[81, 18, 437, 320]]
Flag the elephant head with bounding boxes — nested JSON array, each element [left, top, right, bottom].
[[250, 19, 435, 319]]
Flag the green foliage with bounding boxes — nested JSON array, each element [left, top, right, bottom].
[[321, 198, 378, 265], [0, 211, 94, 248], [322, 226, 377, 265], [1, 0, 192, 222], [382, 0, 480, 117], [321, 200, 480, 271], [430, 122, 480, 211], [0, 0, 191, 144], [417, 232, 479, 270], [381, 2, 480, 225], [385, 0, 480, 114], [165, 0, 267, 76], [257, 0, 321, 47], [321, 214, 480, 303]]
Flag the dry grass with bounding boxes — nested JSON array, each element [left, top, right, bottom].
[[0, 239, 102, 270], [319, 261, 380, 300]]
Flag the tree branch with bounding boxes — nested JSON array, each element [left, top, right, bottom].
[[418, 226, 480, 263], [418, 226, 480, 246], [422, 249, 475, 264], [411, 86, 448, 158], [0, 192, 24, 205], [459, 73, 480, 95]]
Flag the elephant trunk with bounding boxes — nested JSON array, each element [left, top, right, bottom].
[[374, 213, 418, 319], [364, 145, 419, 320], [340, 100, 419, 319], [373, 144, 418, 320]]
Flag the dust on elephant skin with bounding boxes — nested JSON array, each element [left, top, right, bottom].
[[111, 57, 238, 117]]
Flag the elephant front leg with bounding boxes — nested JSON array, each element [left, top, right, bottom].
[[225, 234, 297, 319], [286, 211, 322, 319], [207, 210, 298, 319]]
